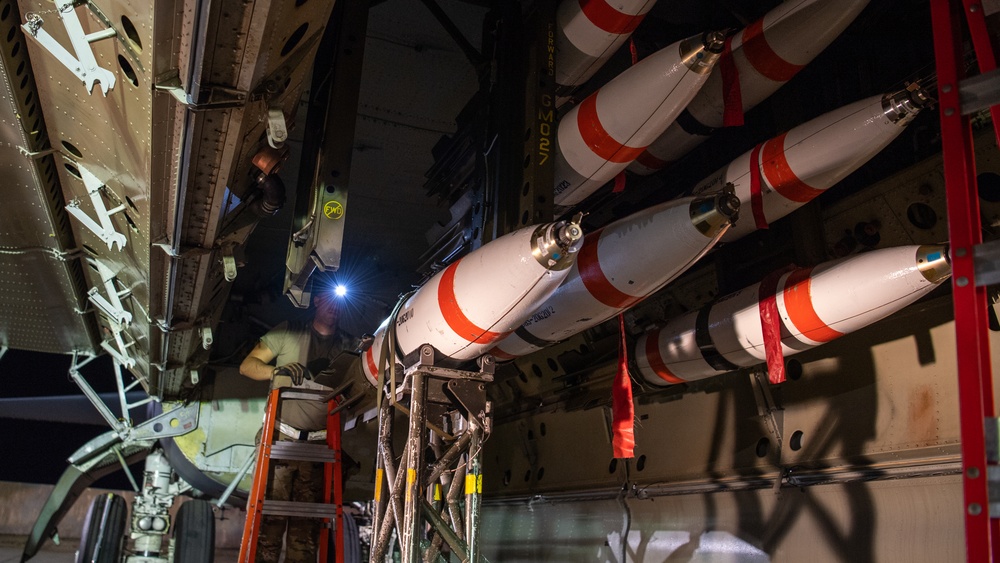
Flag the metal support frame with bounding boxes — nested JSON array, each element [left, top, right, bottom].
[[369, 344, 494, 563], [483, 0, 556, 242], [67, 352, 162, 440], [284, 0, 368, 307], [930, 1, 1000, 560]]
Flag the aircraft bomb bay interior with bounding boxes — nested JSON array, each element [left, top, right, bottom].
[[0, 0, 998, 561]]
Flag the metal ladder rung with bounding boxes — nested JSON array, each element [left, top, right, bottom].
[[269, 441, 337, 463], [261, 500, 339, 519]]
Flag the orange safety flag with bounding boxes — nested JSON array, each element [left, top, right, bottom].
[[611, 314, 636, 458]]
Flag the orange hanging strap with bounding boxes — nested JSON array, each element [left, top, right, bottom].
[[612, 170, 627, 194]]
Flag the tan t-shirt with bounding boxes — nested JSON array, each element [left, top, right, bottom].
[[261, 320, 352, 431]]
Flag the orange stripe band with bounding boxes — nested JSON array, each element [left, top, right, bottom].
[[579, 0, 646, 34], [438, 260, 501, 344], [782, 267, 843, 343], [644, 328, 686, 384], [365, 345, 379, 380], [578, 231, 641, 309], [741, 18, 804, 83], [577, 94, 647, 164], [760, 133, 824, 203]]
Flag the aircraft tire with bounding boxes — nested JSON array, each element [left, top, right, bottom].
[[173, 499, 215, 563], [342, 511, 361, 563], [76, 493, 127, 563]]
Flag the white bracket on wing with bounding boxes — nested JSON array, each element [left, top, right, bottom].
[[266, 107, 288, 148], [86, 259, 132, 328], [65, 163, 128, 251], [101, 328, 137, 369], [221, 244, 237, 281], [22, 0, 117, 96]]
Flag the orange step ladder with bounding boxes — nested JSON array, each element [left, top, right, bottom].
[[238, 386, 346, 562]]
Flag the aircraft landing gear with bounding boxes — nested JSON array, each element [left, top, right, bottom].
[[172, 500, 215, 563], [77, 493, 127, 563]]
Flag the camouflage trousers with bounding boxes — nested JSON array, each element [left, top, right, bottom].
[[256, 433, 325, 563]]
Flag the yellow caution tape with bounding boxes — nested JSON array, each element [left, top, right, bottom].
[[434, 483, 442, 501], [406, 468, 416, 502], [374, 469, 384, 502], [465, 474, 482, 495]]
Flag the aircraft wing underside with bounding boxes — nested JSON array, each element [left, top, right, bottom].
[[0, 0, 336, 400]]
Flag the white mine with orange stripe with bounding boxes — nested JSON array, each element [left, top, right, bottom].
[[360, 218, 585, 386], [691, 86, 929, 242], [635, 244, 951, 386], [629, 0, 871, 175], [490, 191, 739, 360], [555, 0, 659, 94], [553, 31, 725, 209]]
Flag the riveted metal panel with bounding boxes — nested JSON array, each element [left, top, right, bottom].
[[0, 0, 97, 354]]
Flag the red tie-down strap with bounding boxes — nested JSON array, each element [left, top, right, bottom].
[[612, 314, 636, 458], [748, 142, 768, 230], [612, 170, 627, 193], [758, 266, 795, 384], [720, 34, 745, 127]]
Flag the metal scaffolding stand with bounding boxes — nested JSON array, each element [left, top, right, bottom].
[[370, 344, 494, 563]]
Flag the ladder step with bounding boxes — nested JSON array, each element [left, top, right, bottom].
[[269, 441, 337, 463], [261, 500, 340, 519]]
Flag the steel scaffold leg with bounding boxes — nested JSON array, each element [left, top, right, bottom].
[[369, 344, 493, 563]]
